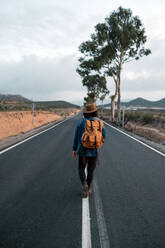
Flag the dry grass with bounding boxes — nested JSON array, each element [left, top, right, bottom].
[[125, 122, 165, 143], [0, 109, 79, 140], [98, 108, 165, 143]]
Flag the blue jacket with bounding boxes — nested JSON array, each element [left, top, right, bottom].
[[72, 117, 106, 157]]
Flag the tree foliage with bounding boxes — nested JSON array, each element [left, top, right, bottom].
[[77, 30, 109, 103], [77, 6, 151, 119]]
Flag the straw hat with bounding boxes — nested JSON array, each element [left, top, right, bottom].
[[83, 103, 97, 113]]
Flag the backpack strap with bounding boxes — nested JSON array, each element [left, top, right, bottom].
[[98, 120, 101, 131], [94, 135, 97, 149], [90, 120, 93, 131]]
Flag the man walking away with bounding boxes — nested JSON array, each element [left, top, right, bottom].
[[72, 103, 106, 198]]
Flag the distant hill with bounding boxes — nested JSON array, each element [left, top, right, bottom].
[[0, 94, 31, 103], [35, 100, 80, 109], [0, 94, 80, 111], [125, 98, 165, 108], [104, 98, 165, 108]]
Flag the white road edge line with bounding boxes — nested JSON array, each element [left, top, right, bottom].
[[82, 169, 92, 248], [0, 116, 74, 155], [104, 121, 165, 157], [93, 177, 110, 248]]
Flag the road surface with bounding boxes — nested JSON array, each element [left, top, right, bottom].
[[0, 114, 165, 248]]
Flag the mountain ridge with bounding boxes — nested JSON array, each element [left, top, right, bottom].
[[0, 94, 31, 103], [104, 97, 165, 108], [1, 94, 165, 108], [0, 94, 80, 109]]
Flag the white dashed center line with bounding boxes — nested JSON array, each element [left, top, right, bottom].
[[82, 169, 92, 248]]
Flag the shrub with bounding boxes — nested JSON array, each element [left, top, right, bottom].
[[142, 113, 154, 124], [125, 112, 141, 122]]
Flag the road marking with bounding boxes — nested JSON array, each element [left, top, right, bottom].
[[0, 116, 73, 155], [82, 169, 92, 248], [93, 177, 110, 248], [82, 198, 92, 248], [104, 121, 165, 157]]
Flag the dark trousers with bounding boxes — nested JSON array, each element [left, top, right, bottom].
[[78, 156, 97, 188]]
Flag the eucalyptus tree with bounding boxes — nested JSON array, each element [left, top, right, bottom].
[[94, 6, 151, 122], [77, 38, 109, 104], [77, 6, 151, 122], [82, 74, 109, 102]]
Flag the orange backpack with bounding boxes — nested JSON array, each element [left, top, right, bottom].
[[81, 119, 104, 149]]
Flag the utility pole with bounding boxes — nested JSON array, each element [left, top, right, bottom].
[[32, 102, 35, 126]]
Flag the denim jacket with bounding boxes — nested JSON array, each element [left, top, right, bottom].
[[72, 117, 106, 157]]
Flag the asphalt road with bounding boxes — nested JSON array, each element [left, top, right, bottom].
[[0, 114, 165, 248]]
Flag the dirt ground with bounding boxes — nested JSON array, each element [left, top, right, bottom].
[[99, 109, 165, 144], [0, 109, 79, 140], [125, 122, 165, 143]]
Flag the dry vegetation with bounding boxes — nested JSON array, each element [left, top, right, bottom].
[[0, 108, 79, 140], [124, 111, 165, 143], [99, 108, 165, 143]]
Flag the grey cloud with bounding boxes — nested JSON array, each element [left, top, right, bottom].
[[0, 0, 165, 104], [0, 54, 83, 100], [122, 77, 164, 92], [121, 37, 165, 93], [0, 1, 82, 52]]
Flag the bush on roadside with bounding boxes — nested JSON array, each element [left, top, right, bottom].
[[125, 112, 141, 122], [98, 108, 163, 126], [142, 113, 154, 124]]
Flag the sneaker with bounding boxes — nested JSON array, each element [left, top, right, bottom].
[[82, 183, 88, 198]]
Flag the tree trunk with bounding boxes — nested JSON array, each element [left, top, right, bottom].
[[101, 100, 104, 117], [117, 60, 122, 124], [111, 78, 118, 122], [117, 79, 121, 124], [111, 95, 117, 122]]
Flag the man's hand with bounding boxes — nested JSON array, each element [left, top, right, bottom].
[[72, 150, 77, 158]]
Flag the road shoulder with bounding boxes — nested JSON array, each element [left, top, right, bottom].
[[104, 121, 165, 155]]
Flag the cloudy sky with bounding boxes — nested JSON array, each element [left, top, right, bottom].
[[0, 0, 165, 105]]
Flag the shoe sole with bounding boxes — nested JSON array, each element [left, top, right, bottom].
[[82, 184, 88, 198], [82, 191, 88, 198]]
